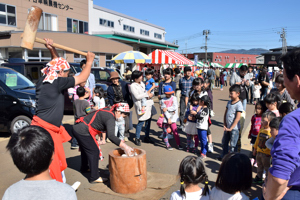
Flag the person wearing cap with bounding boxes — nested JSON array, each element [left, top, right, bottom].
[[31, 38, 95, 182], [72, 103, 134, 184], [123, 67, 132, 80], [130, 70, 157, 146], [179, 66, 194, 130], [107, 71, 133, 142], [160, 85, 181, 150]]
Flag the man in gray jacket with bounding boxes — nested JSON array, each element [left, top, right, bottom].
[[230, 65, 251, 111]]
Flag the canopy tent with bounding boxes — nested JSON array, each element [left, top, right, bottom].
[[196, 61, 209, 68], [224, 63, 248, 68], [211, 62, 224, 68], [148, 49, 194, 65]]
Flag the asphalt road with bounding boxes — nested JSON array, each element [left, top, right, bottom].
[[0, 87, 262, 200]]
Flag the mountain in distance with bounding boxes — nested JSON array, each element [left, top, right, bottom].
[[220, 48, 269, 55]]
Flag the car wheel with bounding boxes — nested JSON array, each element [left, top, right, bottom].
[[10, 116, 31, 134]]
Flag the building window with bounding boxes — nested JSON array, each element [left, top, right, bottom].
[[235, 59, 238, 62], [244, 60, 247, 62], [240, 60, 242, 62], [74, 54, 99, 67], [37, 12, 57, 31], [219, 59, 222, 61], [215, 59, 218, 61], [0, 3, 16, 26], [154, 33, 162, 39], [106, 54, 116, 67], [123, 25, 134, 32], [99, 18, 114, 28], [25, 49, 64, 62], [67, 18, 88, 34], [140, 29, 149, 36]]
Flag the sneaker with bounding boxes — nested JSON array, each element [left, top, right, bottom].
[[71, 145, 79, 149], [144, 136, 155, 144], [167, 146, 173, 151], [253, 162, 258, 168], [90, 177, 108, 184], [208, 143, 214, 153], [253, 175, 263, 184], [134, 138, 141, 146], [106, 138, 111, 143], [186, 147, 190, 152], [124, 137, 129, 142], [200, 153, 207, 159], [190, 148, 195, 153], [71, 181, 81, 191], [177, 145, 183, 150]]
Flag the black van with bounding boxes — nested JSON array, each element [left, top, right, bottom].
[[0, 67, 36, 134], [1, 60, 82, 112]]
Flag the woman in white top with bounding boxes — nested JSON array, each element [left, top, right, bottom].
[[170, 156, 210, 200], [130, 70, 157, 146], [210, 153, 252, 200]]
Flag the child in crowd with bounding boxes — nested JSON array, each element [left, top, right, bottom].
[[68, 81, 92, 105], [253, 81, 261, 105], [74, 87, 97, 121], [264, 92, 281, 117], [115, 106, 130, 142], [219, 85, 243, 160], [203, 78, 215, 153], [170, 156, 210, 200], [279, 102, 294, 117], [93, 86, 106, 145], [160, 85, 181, 150], [93, 86, 106, 109], [139, 69, 155, 115], [3, 126, 77, 200], [210, 153, 251, 200], [193, 95, 211, 159], [248, 101, 267, 166], [183, 93, 200, 153], [266, 117, 282, 150], [253, 111, 276, 184]]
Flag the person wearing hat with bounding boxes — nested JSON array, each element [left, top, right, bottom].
[[160, 85, 181, 150], [72, 103, 134, 184], [179, 66, 194, 130], [31, 38, 95, 183], [107, 71, 133, 142]]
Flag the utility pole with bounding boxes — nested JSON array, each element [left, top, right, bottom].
[[185, 40, 188, 57], [203, 30, 211, 64], [280, 28, 287, 55]]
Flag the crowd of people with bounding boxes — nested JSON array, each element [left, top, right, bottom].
[[2, 38, 300, 200]]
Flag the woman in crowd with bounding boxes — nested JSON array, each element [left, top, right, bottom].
[[72, 103, 134, 184], [270, 74, 295, 107], [130, 70, 157, 146]]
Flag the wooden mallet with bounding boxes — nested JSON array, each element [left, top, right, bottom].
[[21, 6, 87, 56]]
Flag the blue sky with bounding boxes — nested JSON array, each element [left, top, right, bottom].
[[95, 0, 300, 53]]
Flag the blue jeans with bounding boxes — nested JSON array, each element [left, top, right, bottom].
[[242, 99, 247, 111], [197, 129, 208, 155], [222, 129, 239, 157], [135, 117, 151, 139], [261, 87, 268, 100]]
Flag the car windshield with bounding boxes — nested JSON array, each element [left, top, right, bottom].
[[97, 84, 108, 91], [0, 68, 35, 90], [91, 68, 122, 82]]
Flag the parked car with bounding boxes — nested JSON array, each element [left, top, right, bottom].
[[91, 67, 126, 85], [1, 60, 82, 112], [0, 67, 36, 134]]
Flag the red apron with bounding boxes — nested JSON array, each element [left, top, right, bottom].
[[76, 108, 115, 161], [31, 116, 71, 182]]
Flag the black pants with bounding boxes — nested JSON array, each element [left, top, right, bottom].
[[224, 80, 227, 86], [73, 129, 100, 182], [179, 95, 187, 126], [124, 116, 130, 137], [215, 77, 220, 87]]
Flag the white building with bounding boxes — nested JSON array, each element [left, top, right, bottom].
[[88, 0, 178, 61]]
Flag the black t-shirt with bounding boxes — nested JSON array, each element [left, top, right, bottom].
[[36, 76, 75, 127], [258, 74, 270, 89], [73, 108, 121, 146]]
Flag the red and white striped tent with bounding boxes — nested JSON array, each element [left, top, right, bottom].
[[148, 49, 194, 65]]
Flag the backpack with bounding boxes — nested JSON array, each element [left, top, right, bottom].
[[207, 69, 212, 77]]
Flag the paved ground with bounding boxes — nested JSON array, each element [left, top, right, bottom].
[[0, 87, 262, 199]]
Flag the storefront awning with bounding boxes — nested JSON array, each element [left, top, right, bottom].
[[224, 63, 248, 68], [148, 49, 194, 65]]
